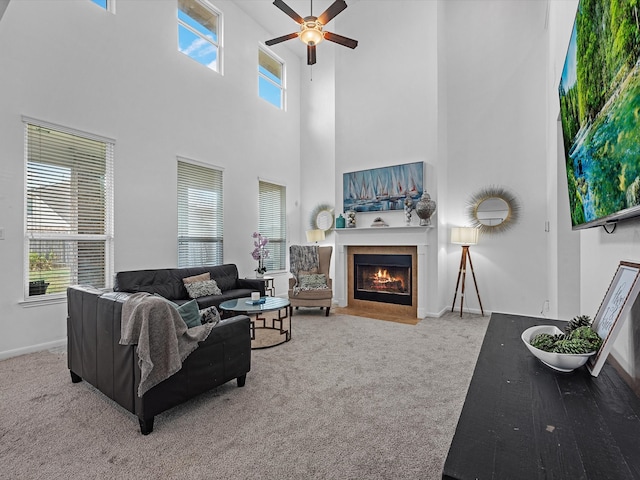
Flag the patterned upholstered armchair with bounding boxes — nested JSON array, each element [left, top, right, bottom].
[[288, 245, 333, 316]]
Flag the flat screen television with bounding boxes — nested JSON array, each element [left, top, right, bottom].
[[558, 0, 640, 230]]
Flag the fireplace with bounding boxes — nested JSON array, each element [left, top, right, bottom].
[[344, 245, 418, 318], [354, 254, 412, 306]]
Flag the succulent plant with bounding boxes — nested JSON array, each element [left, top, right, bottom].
[[530, 316, 603, 355], [564, 314, 592, 334]]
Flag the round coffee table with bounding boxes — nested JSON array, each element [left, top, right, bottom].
[[219, 297, 291, 349]]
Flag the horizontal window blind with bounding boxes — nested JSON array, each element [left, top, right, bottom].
[[177, 159, 223, 267], [258, 180, 286, 271], [25, 122, 114, 296]]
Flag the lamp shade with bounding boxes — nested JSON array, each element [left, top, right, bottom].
[[306, 229, 325, 243], [451, 227, 479, 245]]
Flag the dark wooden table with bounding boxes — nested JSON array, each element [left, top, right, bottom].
[[443, 313, 640, 480]]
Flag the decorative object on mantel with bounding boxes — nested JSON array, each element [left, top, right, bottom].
[[415, 191, 437, 226], [450, 227, 484, 317], [335, 214, 345, 229], [343, 161, 424, 213], [370, 217, 388, 227], [251, 232, 269, 278], [403, 195, 415, 225], [466, 185, 520, 235], [346, 210, 356, 228]]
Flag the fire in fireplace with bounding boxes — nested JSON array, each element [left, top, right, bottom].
[[353, 254, 412, 306]]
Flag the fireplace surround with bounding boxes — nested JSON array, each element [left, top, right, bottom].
[[334, 226, 429, 319]]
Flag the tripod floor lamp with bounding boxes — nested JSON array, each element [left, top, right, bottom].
[[451, 227, 484, 317]]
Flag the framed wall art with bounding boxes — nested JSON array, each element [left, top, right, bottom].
[[343, 161, 424, 213], [588, 261, 640, 377]]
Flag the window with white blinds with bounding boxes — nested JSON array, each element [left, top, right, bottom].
[[177, 159, 223, 267], [24, 120, 114, 298], [258, 180, 286, 271]]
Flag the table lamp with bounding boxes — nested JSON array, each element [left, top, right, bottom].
[[306, 229, 325, 243], [451, 227, 484, 317]]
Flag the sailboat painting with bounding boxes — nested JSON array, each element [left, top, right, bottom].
[[343, 162, 424, 212]]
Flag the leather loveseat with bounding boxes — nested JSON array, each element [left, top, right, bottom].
[[67, 264, 263, 434]]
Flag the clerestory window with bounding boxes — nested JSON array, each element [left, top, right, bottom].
[[259, 47, 285, 109], [178, 0, 222, 73]]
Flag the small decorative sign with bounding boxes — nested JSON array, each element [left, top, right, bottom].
[[588, 261, 640, 376]]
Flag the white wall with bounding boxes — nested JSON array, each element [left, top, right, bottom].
[[332, 0, 442, 315], [0, 0, 302, 358], [442, 0, 549, 316], [548, 0, 640, 377]]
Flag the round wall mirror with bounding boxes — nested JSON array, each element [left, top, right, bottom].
[[310, 203, 334, 232], [476, 197, 510, 226], [466, 186, 520, 234]]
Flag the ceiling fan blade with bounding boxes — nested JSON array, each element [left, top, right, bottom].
[[265, 32, 299, 46], [307, 44, 317, 65], [317, 0, 348, 25], [323, 31, 358, 49], [273, 0, 304, 24]]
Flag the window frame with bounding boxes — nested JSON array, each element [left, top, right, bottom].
[[90, 0, 115, 13], [258, 45, 286, 110], [177, 157, 224, 268], [22, 117, 115, 302], [177, 0, 223, 74], [258, 179, 287, 273]]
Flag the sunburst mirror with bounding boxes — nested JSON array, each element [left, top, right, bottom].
[[466, 186, 520, 235]]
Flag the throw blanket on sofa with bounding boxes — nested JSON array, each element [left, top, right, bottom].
[[120, 292, 214, 397], [289, 245, 319, 295]]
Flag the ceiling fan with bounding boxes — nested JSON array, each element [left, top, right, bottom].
[[265, 0, 358, 65]]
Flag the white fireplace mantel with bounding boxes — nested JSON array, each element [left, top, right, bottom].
[[334, 226, 430, 318]]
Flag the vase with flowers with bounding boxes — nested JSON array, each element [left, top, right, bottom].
[[251, 232, 270, 277]]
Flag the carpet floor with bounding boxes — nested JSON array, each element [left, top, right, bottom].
[[0, 311, 489, 480]]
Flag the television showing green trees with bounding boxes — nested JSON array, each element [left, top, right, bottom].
[[559, 0, 640, 229]]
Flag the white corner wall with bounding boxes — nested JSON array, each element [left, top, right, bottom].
[[549, 0, 640, 377], [0, 0, 302, 358], [441, 0, 550, 316]]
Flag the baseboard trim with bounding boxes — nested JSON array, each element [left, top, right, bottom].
[[0, 339, 67, 361]]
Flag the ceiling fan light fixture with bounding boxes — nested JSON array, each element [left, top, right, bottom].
[[299, 17, 324, 46]]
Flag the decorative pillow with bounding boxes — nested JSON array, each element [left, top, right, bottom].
[[153, 294, 201, 328], [184, 279, 222, 299], [200, 306, 221, 327], [298, 273, 329, 291], [183, 272, 210, 284], [176, 299, 202, 328]]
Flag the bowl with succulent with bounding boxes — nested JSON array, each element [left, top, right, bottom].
[[521, 315, 604, 372]]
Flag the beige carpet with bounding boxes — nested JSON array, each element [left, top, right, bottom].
[[0, 311, 489, 480]]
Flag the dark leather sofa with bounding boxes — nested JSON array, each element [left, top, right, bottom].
[[113, 263, 266, 312], [67, 264, 264, 434]]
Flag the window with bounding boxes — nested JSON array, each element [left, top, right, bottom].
[[258, 180, 286, 271], [259, 48, 284, 109], [178, 0, 221, 73], [177, 159, 223, 267], [24, 119, 114, 298], [90, 0, 114, 12]]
